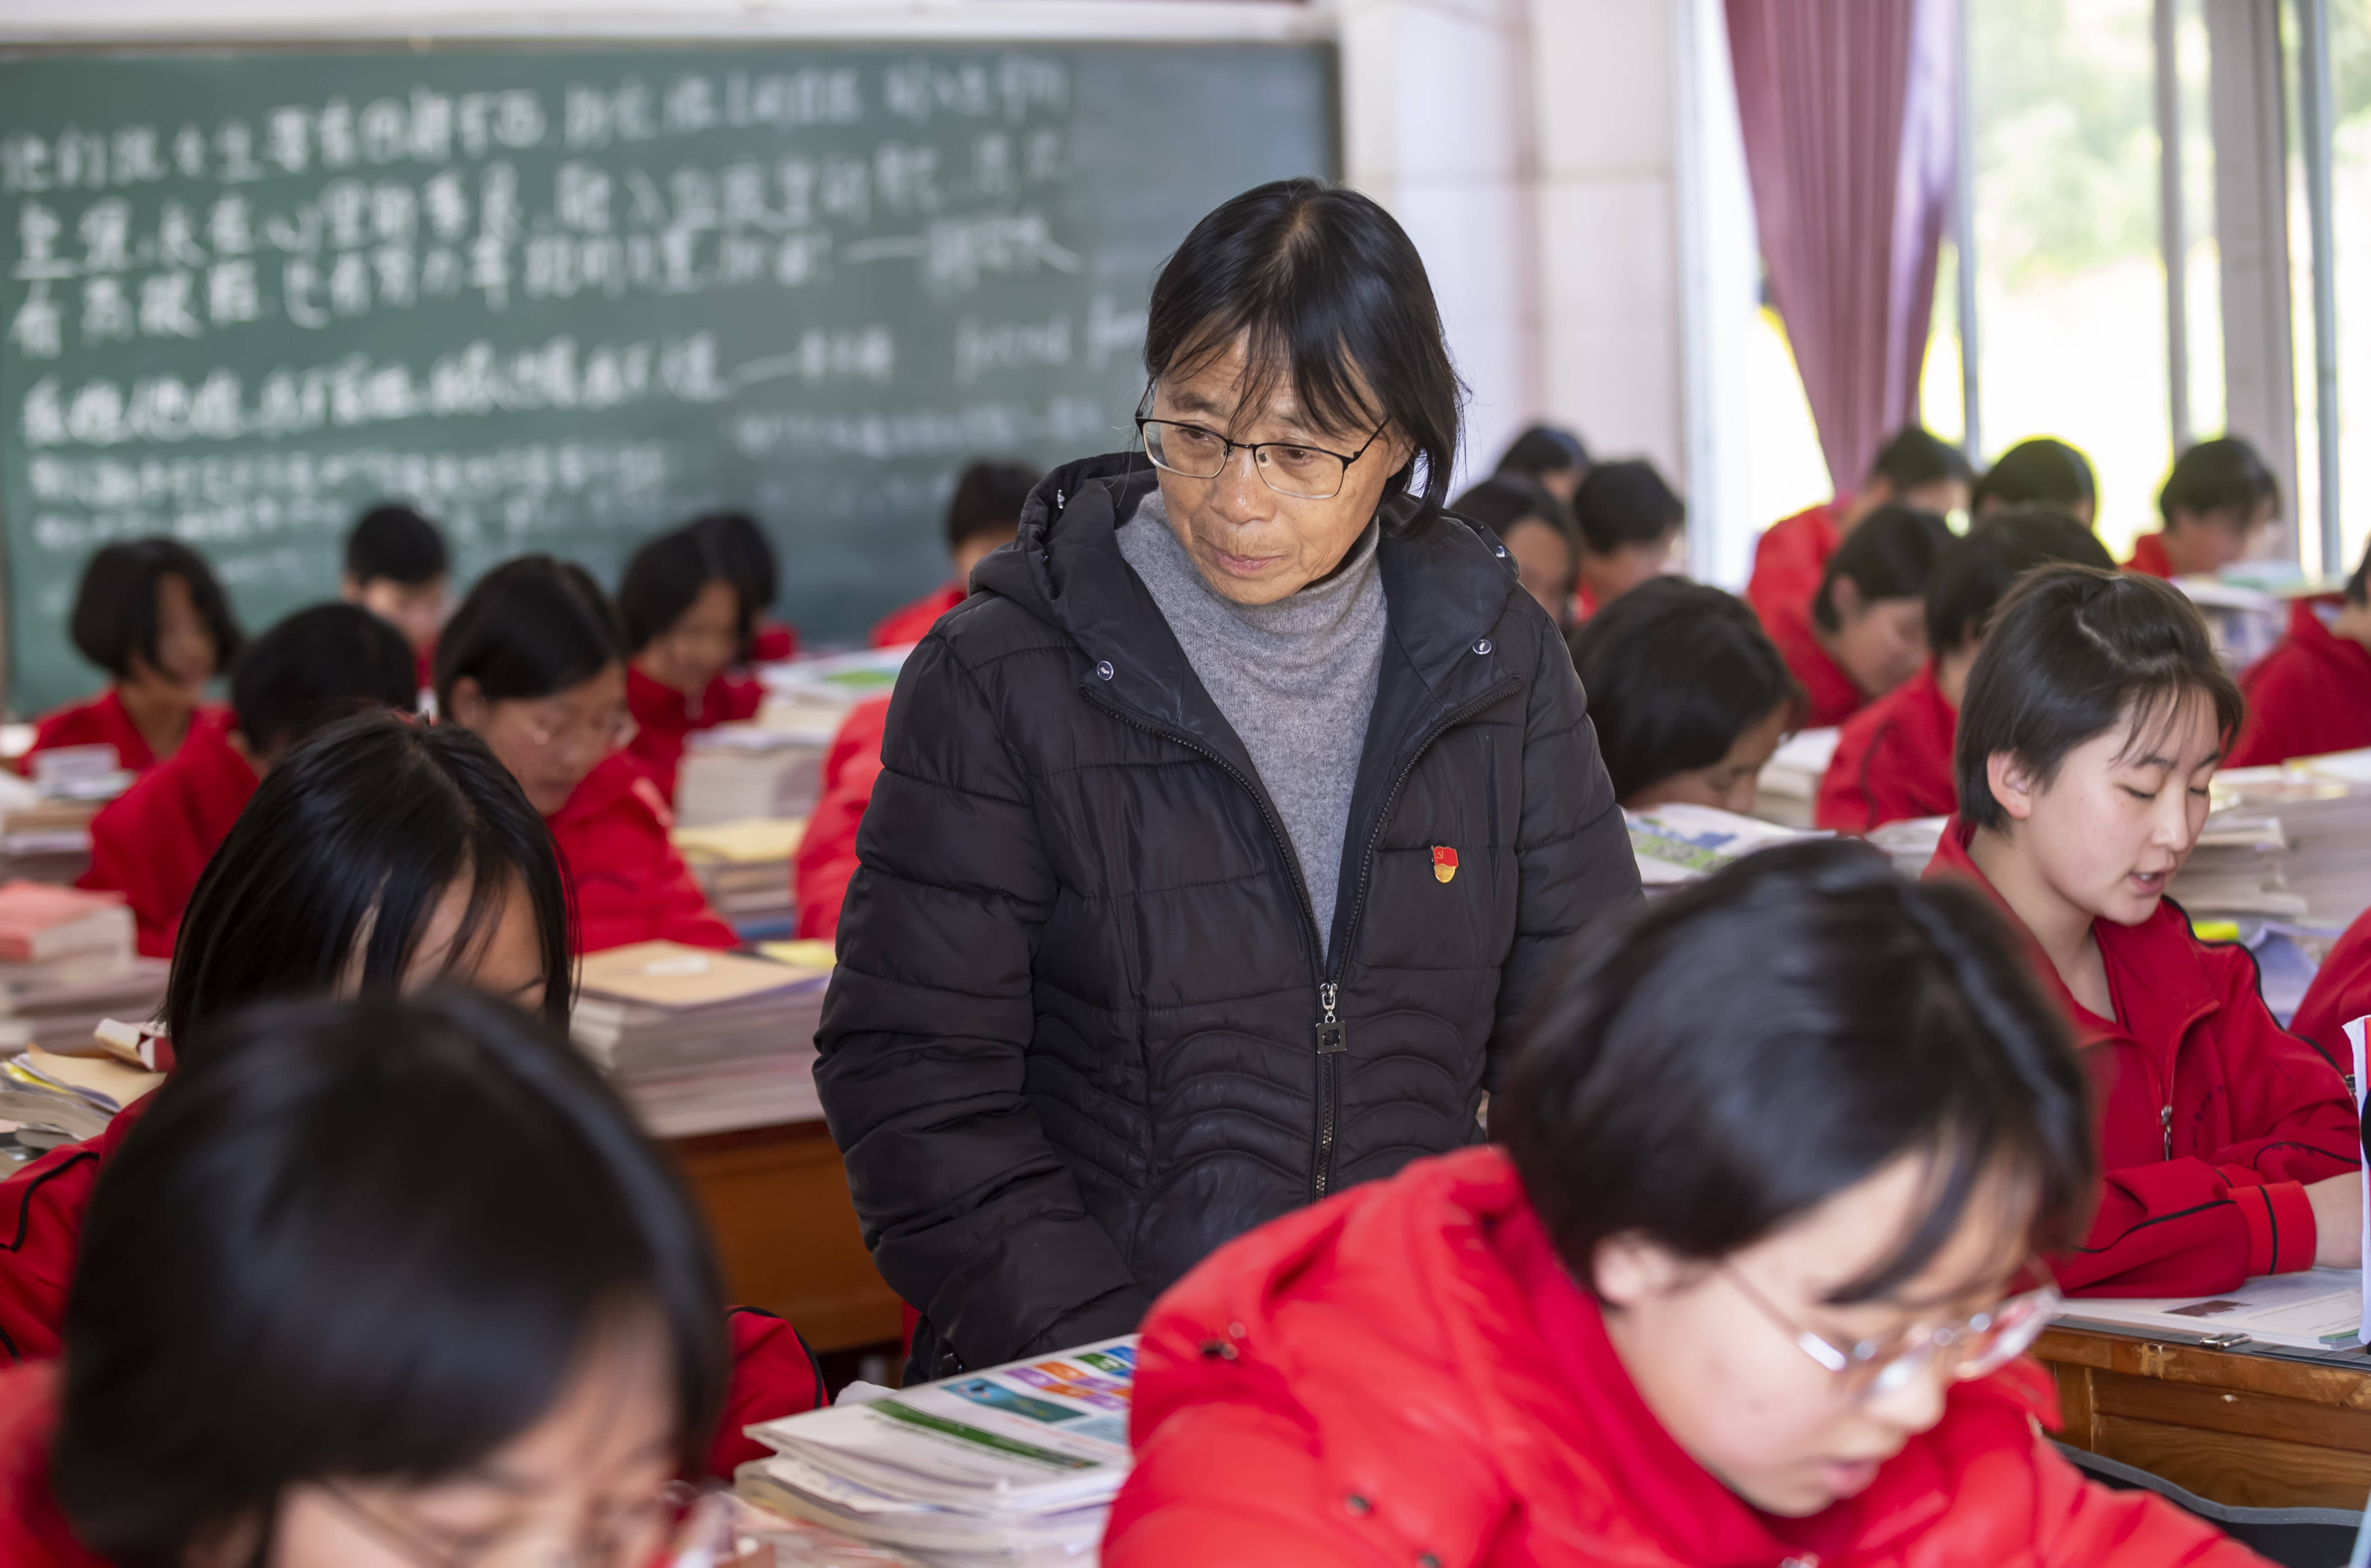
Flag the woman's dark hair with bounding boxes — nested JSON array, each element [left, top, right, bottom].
[[1572, 459, 1685, 555], [1926, 508, 2116, 656], [1866, 426, 1975, 494], [618, 525, 747, 654], [435, 555, 626, 713], [1496, 423, 1589, 481], [69, 538, 245, 681], [691, 511, 778, 620], [1452, 474, 1574, 554], [54, 990, 728, 1566], [1812, 504, 1953, 633], [1955, 566, 2246, 832], [1501, 839, 2096, 1303], [1568, 578, 1800, 803], [2160, 436, 2282, 530], [1972, 438, 2097, 517], [229, 603, 419, 759], [947, 460, 1041, 553], [1143, 178, 1464, 533], [162, 710, 572, 1055], [344, 503, 450, 588]]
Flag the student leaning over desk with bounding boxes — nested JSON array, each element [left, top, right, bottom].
[[1924, 566, 2360, 1296], [618, 522, 766, 806], [1104, 844, 2267, 1568]]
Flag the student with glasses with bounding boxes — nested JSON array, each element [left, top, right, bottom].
[[439, 557, 736, 954], [1106, 842, 2266, 1568], [817, 178, 1638, 1385]]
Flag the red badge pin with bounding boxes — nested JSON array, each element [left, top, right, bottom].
[[1431, 845, 1459, 884]]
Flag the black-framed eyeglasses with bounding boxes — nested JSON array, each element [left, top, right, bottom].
[[1721, 1257, 2062, 1402], [316, 1477, 685, 1568], [1134, 385, 1388, 501]]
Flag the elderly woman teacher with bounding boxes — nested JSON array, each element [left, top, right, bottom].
[[815, 179, 1640, 1380]]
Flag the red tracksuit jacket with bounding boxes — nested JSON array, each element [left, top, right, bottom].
[[2228, 599, 2371, 768], [2125, 533, 2175, 579], [1107, 1146, 2265, 1568], [750, 620, 798, 663], [870, 582, 965, 649], [21, 691, 227, 779], [1817, 661, 1957, 832], [77, 713, 256, 959], [0, 1100, 821, 1483], [622, 666, 765, 806], [1926, 822, 2358, 1295], [1744, 499, 1840, 631], [1763, 592, 1869, 729], [791, 696, 889, 943], [2291, 904, 2371, 1062], [548, 752, 738, 954]]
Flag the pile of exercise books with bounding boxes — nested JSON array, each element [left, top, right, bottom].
[[675, 817, 807, 937], [1749, 726, 1840, 830], [1629, 803, 1819, 888], [0, 882, 167, 1058], [571, 940, 831, 1085], [2201, 756, 2371, 931], [0, 766, 109, 886], [0, 1020, 167, 1157], [737, 1339, 1137, 1566]]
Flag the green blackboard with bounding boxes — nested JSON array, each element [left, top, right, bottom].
[[0, 42, 1336, 712]]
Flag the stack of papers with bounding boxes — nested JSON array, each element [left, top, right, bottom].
[[0, 770, 101, 885], [0, 1037, 166, 1153], [1867, 815, 1947, 879], [2167, 809, 2306, 919], [738, 1339, 1137, 1565], [675, 817, 807, 933], [1628, 803, 1820, 887], [571, 941, 831, 1084], [0, 958, 169, 1057], [1751, 727, 1841, 830], [2203, 758, 2371, 930], [679, 723, 837, 828], [2059, 1268, 2366, 1358]]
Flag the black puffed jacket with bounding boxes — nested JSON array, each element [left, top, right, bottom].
[[814, 452, 1639, 1371]]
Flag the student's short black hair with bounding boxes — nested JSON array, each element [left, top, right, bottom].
[[53, 990, 728, 1563], [1812, 504, 1954, 633], [435, 556, 626, 713], [1502, 839, 2096, 1303], [1146, 179, 1464, 535], [1497, 423, 1589, 481], [947, 460, 1041, 554], [2159, 436, 2283, 531], [1452, 474, 1574, 552], [1867, 426, 1976, 495], [228, 603, 418, 759], [163, 710, 572, 1054], [344, 502, 450, 588], [691, 512, 778, 620], [618, 526, 746, 655], [1955, 566, 2246, 832], [1571, 460, 1685, 555], [68, 538, 245, 682], [1568, 578, 1800, 803], [1973, 438, 2097, 517], [1926, 508, 2116, 656]]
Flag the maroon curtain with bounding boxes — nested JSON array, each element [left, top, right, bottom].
[[1726, 0, 1959, 494]]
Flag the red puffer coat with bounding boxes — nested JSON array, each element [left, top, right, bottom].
[[1106, 1146, 2265, 1568]]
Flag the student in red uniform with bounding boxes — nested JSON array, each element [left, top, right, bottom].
[[1926, 566, 2359, 1295], [440, 557, 737, 953], [1764, 505, 1952, 728], [2126, 436, 2283, 578], [870, 459, 1040, 648], [792, 694, 891, 942], [1568, 578, 1799, 815], [80, 603, 417, 958], [1106, 842, 2267, 1568], [619, 525, 766, 804], [0, 712, 821, 1484], [693, 510, 799, 664], [1745, 426, 1971, 630], [2227, 537, 2371, 766], [1972, 436, 2098, 524], [1818, 510, 2113, 833], [340, 501, 450, 691], [23, 539, 244, 779], [1450, 473, 1576, 627], [1570, 459, 1684, 621], [0, 991, 741, 1568], [1494, 422, 1590, 503]]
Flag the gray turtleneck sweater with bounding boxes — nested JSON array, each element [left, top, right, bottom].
[[1117, 491, 1387, 959]]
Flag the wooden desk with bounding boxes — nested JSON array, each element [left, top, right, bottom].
[[2037, 1324, 2371, 1509]]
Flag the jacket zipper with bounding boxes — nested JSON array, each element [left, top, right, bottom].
[[1086, 672, 1519, 1202]]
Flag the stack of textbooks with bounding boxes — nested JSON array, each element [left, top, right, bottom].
[[674, 818, 807, 937], [738, 1339, 1137, 1566], [571, 941, 831, 1086], [0, 882, 167, 1057], [0, 765, 111, 886], [678, 721, 838, 827]]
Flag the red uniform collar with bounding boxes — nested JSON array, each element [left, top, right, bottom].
[[2125, 533, 2175, 579], [549, 750, 665, 828], [2280, 597, 2371, 671]]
